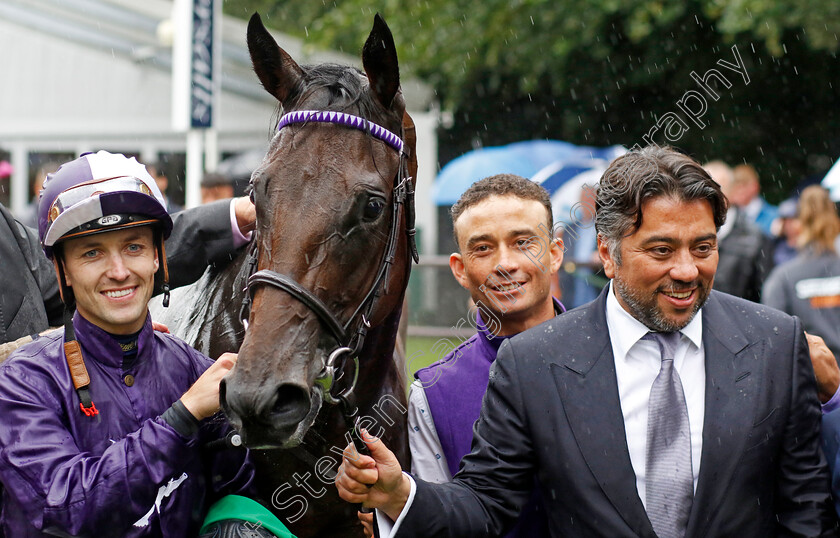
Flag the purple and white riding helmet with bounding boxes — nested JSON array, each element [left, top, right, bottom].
[[38, 151, 173, 259]]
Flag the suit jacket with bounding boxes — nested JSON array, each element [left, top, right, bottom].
[[397, 288, 836, 537], [714, 208, 774, 303]]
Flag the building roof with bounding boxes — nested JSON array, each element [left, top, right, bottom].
[[0, 0, 434, 139]]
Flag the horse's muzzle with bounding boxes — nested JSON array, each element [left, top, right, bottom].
[[220, 378, 319, 448]]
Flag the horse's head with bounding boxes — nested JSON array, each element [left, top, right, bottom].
[[221, 13, 416, 448]]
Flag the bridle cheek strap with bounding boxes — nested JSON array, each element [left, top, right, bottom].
[[247, 271, 347, 345], [243, 109, 417, 408]]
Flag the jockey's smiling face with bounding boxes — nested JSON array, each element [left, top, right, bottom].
[[60, 226, 159, 335], [449, 194, 563, 336]]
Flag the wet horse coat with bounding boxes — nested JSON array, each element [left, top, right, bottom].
[[152, 13, 414, 537]]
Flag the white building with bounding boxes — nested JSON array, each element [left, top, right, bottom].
[[0, 0, 439, 255]]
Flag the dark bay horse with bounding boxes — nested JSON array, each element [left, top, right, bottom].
[[151, 13, 415, 537]]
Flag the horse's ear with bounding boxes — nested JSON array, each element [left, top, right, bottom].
[[247, 13, 304, 105], [362, 13, 400, 110]]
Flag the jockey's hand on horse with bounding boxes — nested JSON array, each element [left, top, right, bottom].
[[180, 352, 238, 421], [335, 429, 411, 522]]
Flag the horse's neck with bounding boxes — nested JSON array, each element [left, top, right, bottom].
[[353, 300, 410, 466], [181, 247, 252, 357], [358, 305, 405, 390]]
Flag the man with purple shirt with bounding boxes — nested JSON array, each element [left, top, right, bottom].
[[408, 174, 564, 536], [0, 152, 255, 537]]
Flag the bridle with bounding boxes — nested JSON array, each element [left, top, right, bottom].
[[239, 109, 418, 414]]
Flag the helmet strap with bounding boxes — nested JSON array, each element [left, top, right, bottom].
[[63, 307, 98, 418], [53, 256, 74, 306], [156, 230, 170, 308]]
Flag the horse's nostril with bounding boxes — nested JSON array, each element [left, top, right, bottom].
[[269, 384, 311, 426]]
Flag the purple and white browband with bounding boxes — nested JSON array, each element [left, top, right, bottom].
[[277, 110, 404, 153]]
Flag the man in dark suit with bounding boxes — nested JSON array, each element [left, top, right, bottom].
[[335, 145, 836, 537], [704, 160, 774, 302]]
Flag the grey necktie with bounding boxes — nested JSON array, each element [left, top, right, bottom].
[[644, 331, 693, 538]]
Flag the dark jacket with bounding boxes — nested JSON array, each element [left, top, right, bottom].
[[0, 203, 62, 344], [0, 200, 241, 344], [0, 313, 253, 536], [397, 289, 835, 537], [714, 208, 774, 302]]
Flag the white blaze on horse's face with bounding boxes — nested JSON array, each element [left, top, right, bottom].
[[220, 13, 412, 450]]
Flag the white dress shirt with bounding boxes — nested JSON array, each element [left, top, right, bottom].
[[606, 281, 705, 505], [406, 380, 452, 483], [377, 281, 708, 534]]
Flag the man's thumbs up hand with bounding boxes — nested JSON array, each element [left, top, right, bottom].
[[335, 429, 412, 521]]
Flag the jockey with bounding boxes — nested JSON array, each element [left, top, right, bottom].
[[0, 151, 264, 536], [0, 158, 257, 353]]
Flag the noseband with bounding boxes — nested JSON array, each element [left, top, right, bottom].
[[240, 109, 418, 411]]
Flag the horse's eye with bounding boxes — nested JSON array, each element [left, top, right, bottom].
[[363, 198, 386, 221]]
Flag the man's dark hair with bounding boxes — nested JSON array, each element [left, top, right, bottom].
[[595, 145, 728, 264], [450, 174, 553, 246]]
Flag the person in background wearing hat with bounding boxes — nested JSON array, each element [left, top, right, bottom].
[[0, 166, 257, 356], [201, 171, 235, 205], [0, 152, 261, 537], [772, 197, 802, 266]]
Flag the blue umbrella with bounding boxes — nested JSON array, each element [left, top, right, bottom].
[[821, 157, 840, 201], [530, 147, 626, 222], [432, 140, 622, 205]]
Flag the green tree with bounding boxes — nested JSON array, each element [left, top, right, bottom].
[[225, 0, 840, 201]]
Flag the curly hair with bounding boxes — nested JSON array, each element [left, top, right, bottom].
[[595, 145, 728, 265]]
